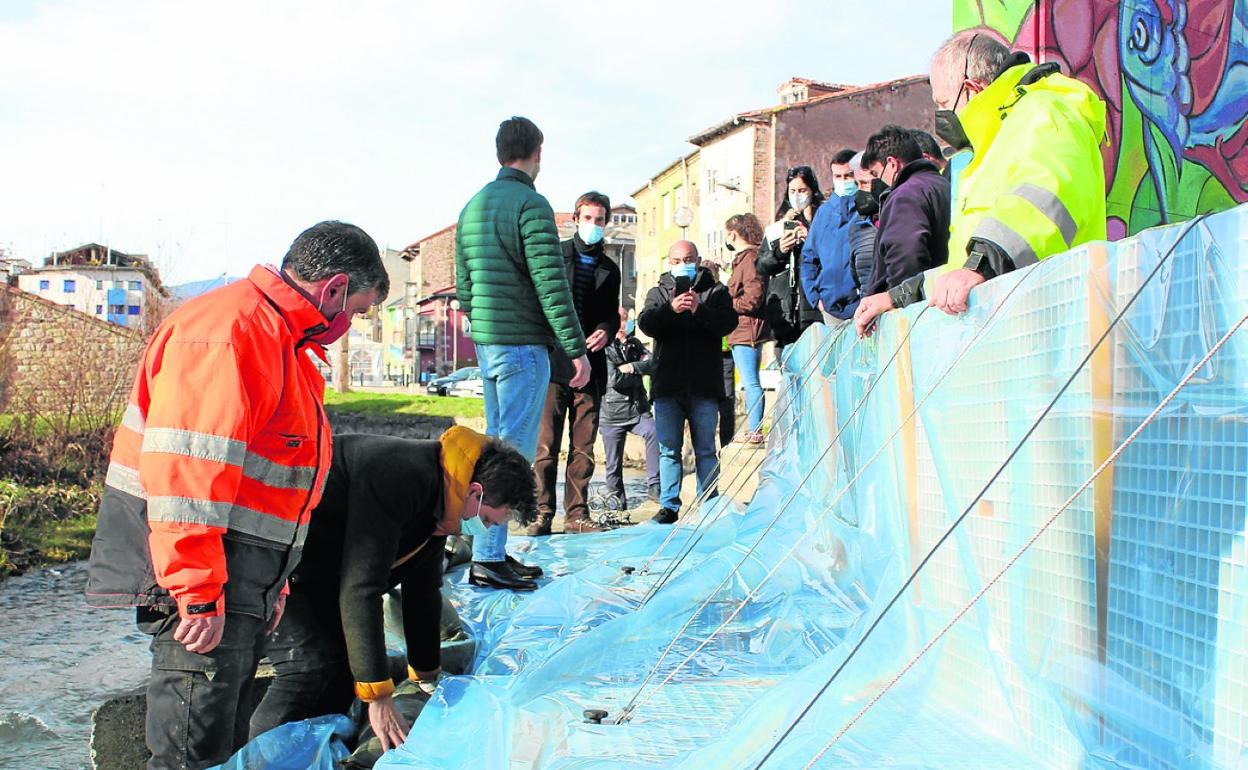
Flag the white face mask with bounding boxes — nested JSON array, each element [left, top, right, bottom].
[[578, 222, 605, 245], [789, 191, 812, 211], [460, 492, 490, 537], [833, 179, 857, 198]]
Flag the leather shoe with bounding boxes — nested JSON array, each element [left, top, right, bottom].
[[469, 561, 537, 591], [525, 513, 553, 537], [651, 508, 678, 524], [505, 553, 543, 578]]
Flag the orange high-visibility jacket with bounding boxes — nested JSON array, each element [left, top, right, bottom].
[[86, 265, 333, 619]]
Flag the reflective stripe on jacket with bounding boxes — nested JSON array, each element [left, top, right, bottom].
[[945, 63, 1108, 271], [86, 265, 332, 619]]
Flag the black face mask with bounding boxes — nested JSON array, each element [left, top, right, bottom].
[[854, 189, 879, 217], [869, 176, 889, 199], [934, 106, 972, 152], [725, 241, 736, 252], [934, 75, 973, 152]]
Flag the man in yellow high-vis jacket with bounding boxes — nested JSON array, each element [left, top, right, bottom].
[[927, 31, 1107, 315]]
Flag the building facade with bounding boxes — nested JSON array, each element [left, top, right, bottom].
[[14, 243, 164, 330]]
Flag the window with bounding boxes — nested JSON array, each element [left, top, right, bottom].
[[129, 280, 142, 291], [127, 305, 141, 315], [113, 280, 124, 289], [96, 280, 104, 290], [63, 279, 76, 293], [95, 305, 103, 314], [38, 279, 49, 290], [109, 304, 125, 314]]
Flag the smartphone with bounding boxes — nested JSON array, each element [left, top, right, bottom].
[[674, 276, 693, 295], [783, 219, 799, 232]]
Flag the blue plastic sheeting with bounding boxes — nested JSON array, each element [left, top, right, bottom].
[[370, 205, 1248, 769], [209, 714, 353, 770]]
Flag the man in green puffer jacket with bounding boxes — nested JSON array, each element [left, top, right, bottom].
[[454, 115, 589, 589]]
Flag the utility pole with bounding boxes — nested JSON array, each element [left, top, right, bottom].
[[333, 334, 350, 393]]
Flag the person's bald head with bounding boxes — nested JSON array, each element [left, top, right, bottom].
[[667, 240, 700, 269]]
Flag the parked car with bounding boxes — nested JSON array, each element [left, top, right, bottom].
[[426, 367, 480, 396], [447, 375, 485, 399]]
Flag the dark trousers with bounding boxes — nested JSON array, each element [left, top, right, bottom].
[[534, 382, 601, 521], [247, 591, 354, 741], [139, 608, 268, 770], [718, 352, 735, 447], [599, 414, 660, 501], [250, 537, 446, 738]]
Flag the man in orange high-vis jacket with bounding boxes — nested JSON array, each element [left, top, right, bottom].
[[86, 221, 388, 770]]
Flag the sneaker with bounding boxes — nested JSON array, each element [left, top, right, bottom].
[[651, 508, 678, 525], [564, 517, 609, 534], [746, 430, 766, 446]]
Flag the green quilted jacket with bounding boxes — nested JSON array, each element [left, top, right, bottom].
[[454, 168, 586, 358]]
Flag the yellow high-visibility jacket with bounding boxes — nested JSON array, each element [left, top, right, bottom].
[[945, 63, 1108, 272]]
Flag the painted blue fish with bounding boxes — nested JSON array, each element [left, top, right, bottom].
[[1120, 0, 1248, 216]]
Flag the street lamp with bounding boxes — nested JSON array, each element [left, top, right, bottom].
[[449, 299, 460, 370], [674, 206, 693, 241]]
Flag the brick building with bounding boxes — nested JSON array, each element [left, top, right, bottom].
[[631, 74, 936, 275]]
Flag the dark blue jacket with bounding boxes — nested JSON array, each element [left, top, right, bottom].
[[863, 159, 950, 295], [799, 195, 863, 321]]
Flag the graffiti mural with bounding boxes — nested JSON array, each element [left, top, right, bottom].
[[953, 0, 1247, 238]]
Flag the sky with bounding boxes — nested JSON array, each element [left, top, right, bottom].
[[0, 0, 950, 285]]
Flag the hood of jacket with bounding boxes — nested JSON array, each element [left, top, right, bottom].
[[960, 63, 1107, 181], [436, 425, 490, 536]]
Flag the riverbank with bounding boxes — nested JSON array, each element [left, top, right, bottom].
[[0, 392, 487, 577]]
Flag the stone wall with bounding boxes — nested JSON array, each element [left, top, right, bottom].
[[418, 226, 457, 296], [0, 287, 144, 420]]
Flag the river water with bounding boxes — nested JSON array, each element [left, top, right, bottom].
[[0, 562, 149, 770], [0, 473, 655, 770]]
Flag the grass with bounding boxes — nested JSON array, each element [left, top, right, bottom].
[[0, 479, 101, 576], [324, 390, 485, 420]]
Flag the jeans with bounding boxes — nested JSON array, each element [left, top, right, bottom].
[[731, 344, 764, 433], [599, 414, 660, 501], [653, 394, 720, 512], [474, 343, 550, 561], [534, 383, 601, 522], [139, 608, 268, 770]]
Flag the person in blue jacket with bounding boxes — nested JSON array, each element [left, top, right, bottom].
[[799, 155, 875, 324]]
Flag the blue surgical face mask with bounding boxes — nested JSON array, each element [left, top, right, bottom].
[[460, 492, 490, 538], [833, 179, 857, 198], [670, 263, 697, 281], [578, 222, 605, 246], [624, 320, 635, 335]]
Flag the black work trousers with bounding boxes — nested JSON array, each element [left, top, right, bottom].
[[139, 607, 268, 770]]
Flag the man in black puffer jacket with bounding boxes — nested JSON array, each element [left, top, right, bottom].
[[637, 241, 738, 523], [600, 308, 660, 507]]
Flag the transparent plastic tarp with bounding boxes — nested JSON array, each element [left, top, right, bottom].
[[367, 205, 1247, 769], [210, 714, 352, 770]]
